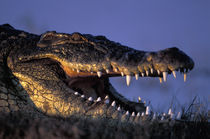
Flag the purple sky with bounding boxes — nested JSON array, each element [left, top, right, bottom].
[[1, 0, 209, 112]]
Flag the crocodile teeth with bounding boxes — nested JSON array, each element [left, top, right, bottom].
[[163, 72, 167, 82], [184, 73, 187, 82], [77, 69, 80, 73], [157, 70, 160, 75], [96, 97, 101, 102], [141, 112, 145, 116], [74, 92, 79, 95], [88, 97, 93, 101], [159, 77, 163, 83], [176, 111, 181, 119], [141, 73, 144, 77], [121, 72, 124, 76], [131, 112, 135, 116], [97, 71, 102, 78], [126, 75, 132, 86], [135, 74, 139, 80], [168, 108, 172, 115], [111, 101, 116, 107], [114, 68, 118, 72], [126, 111, 129, 115], [146, 106, 150, 115], [137, 112, 140, 117], [105, 95, 109, 99], [81, 95, 85, 98], [150, 68, 153, 74], [138, 96, 141, 102], [117, 106, 121, 111], [146, 70, 149, 76], [106, 69, 109, 73], [172, 71, 176, 78]]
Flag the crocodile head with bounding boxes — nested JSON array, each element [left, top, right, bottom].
[[7, 30, 194, 119]]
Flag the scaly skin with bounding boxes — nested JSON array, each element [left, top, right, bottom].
[[0, 24, 194, 121]]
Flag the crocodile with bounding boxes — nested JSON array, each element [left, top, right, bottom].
[[0, 24, 194, 121]]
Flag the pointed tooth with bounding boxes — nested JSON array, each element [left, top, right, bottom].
[[131, 112, 135, 116], [114, 68, 118, 72], [77, 69, 80, 73], [126, 111, 129, 115], [141, 73, 144, 77], [121, 72, 124, 76], [137, 112, 140, 117], [150, 68, 153, 74], [146, 106, 150, 115], [141, 112, 145, 116], [146, 70, 149, 76], [105, 95, 109, 99], [97, 71, 102, 78], [88, 97, 93, 101], [105, 69, 109, 73], [172, 71, 176, 78], [159, 77, 163, 83], [135, 74, 139, 80], [111, 101, 116, 107], [117, 106, 121, 111], [176, 112, 181, 119], [168, 108, 172, 115], [138, 96, 141, 102], [126, 75, 132, 86], [184, 73, 187, 82], [74, 92, 79, 95], [96, 97, 101, 102], [163, 72, 167, 82], [157, 70, 160, 75], [81, 95, 85, 98]]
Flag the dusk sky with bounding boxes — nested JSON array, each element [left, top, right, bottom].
[[1, 0, 209, 112]]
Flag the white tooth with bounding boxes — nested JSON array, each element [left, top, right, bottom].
[[121, 72, 124, 76], [81, 95, 85, 98], [141, 112, 145, 116], [141, 73, 144, 77], [74, 92, 79, 95], [146, 70, 149, 76], [131, 112, 135, 116], [172, 71, 176, 78], [96, 97, 101, 102], [184, 73, 187, 82], [77, 69, 80, 73], [126, 75, 132, 86], [114, 68, 118, 72], [105, 95, 109, 99], [97, 71, 102, 77], [117, 107, 121, 111], [135, 74, 139, 80], [72, 69, 75, 71], [161, 116, 164, 120], [168, 108, 172, 115], [159, 77, 163, 83], [106, 69, 109, 73], [138, 96, 141, 102], [157, 70, 160, 75], [126, 111, 129, 115], [145, 106, 150, 115], [163, 72, 167, 82], [176, 112, 181, 119], [150, 68, 153, 74], [91, 72, 93, 74], [111, 101, 116, 107], [170, 113, 174, 119], [137, 112, 140, 117], [88, 97, 93, 101], [143, 100, 146, 104]]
